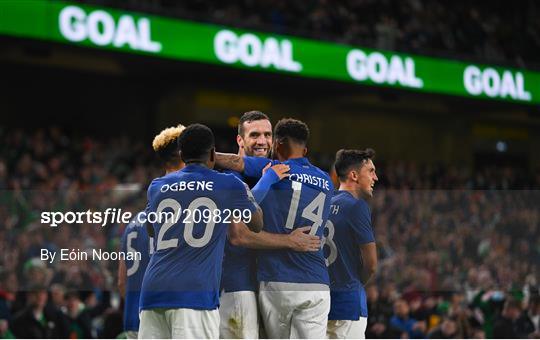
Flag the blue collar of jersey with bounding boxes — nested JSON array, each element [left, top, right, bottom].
[[338, 190, 358, 200], [182, 164, 212, 172], [285, 157, 310, 165], [338, 190, 367, 204]]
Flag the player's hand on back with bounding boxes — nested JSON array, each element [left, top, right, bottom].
[[287, 226, 321, 252], [262, 162, 290, 180]]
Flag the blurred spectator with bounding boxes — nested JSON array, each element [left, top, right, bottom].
[[389, 298, 426, 338], [428, 316, 458, 338], [10, 285, 67, 338], [528, 297, 540, 338], [366, 284, 394, 338], [493, 298, 534, 338], [64, 291, 92, 339]]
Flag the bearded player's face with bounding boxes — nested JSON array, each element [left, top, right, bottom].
[[239, 119, 272, 157]]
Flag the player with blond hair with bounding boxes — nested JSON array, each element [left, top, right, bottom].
[[139, 124, 263, 338], [118, 124, 185, 339]]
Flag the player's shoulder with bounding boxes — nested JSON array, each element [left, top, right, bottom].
[[214, 171, 247, 189], [244, 156, 274, 164], [353, 198, 370, 218], [147, 176, 163, 196], [311, 164, 332, 181], [311, 165, 334, 192], [124, 211, 147, 233], [331, 191, 356, 207], [222, 169, 244, 181]]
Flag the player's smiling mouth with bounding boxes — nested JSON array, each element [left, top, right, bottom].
[[253, 147, 268, 154]]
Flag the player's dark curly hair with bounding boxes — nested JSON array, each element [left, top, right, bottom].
[[273, 118, 309, 145], [334, 148, 376, 181], [178, 124, 215, 163], [238, 111, 270, 136]]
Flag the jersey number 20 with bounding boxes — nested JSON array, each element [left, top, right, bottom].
[[155, 197, 218, 251]]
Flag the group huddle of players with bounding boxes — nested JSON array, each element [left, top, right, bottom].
[[117, 111, 378, 339]]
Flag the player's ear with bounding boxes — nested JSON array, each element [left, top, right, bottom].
[[349, 170, 358, 182], [277, 138, 290, 159], [236, 134, 243, 148], [208, 147, 216, 168], [303, 147, 307, 156]]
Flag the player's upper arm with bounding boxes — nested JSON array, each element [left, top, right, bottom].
[[351, 200, 375, 244], [228, 175, 263, 232], [352, 200, 377, 283], [228, 221, 249, 247], [359, 242, 377, 280], [216, 152, 245, 172]]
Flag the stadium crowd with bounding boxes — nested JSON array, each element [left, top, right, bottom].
[[84, 0, 540, 69], [0, 126, 539, 338]]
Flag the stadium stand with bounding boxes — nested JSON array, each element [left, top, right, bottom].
[[1, 0, 539, 338], [80, 0, 540, 69], [0, 127, 538, 338]]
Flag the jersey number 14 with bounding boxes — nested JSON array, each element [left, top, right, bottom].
[[284, 181, 326, 236]]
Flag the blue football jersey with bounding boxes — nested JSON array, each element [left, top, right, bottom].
[[325, 191, 375, 320], [139, 164, 258, 310], [221, 170, 258, 292], [120, 211, 152, 331], [243, 156, 333, 285]]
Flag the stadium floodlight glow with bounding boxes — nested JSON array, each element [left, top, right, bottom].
[[1, 0, 539, 105]]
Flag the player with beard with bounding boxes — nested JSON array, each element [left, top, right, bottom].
[[216, 118, 334, 338], [220, 111, 321, 338]]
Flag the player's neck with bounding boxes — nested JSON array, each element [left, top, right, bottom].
[[339, 183, 361, 199], [282, 151, 305, 161], [165, 164, 183, 174], [237, 147, 245, 157], [185, 161, 210, 168]]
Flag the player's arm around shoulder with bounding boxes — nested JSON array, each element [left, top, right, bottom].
[[248, 205, 264, 233], [228, 222, 321, 251], [215, 152, 245, 172]]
